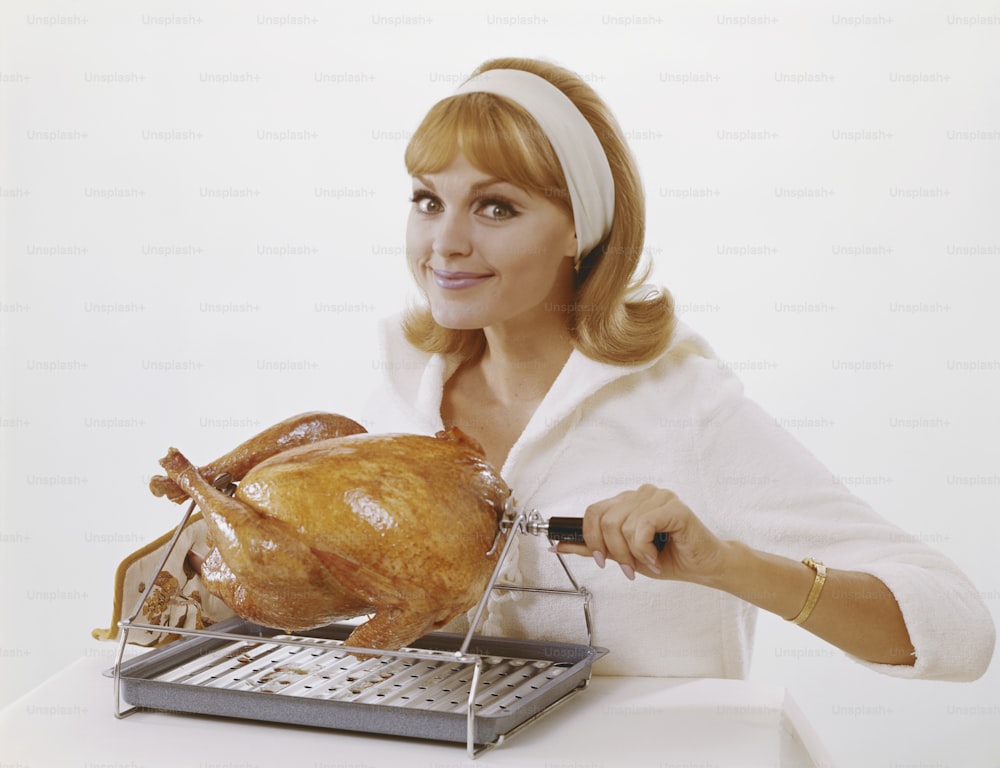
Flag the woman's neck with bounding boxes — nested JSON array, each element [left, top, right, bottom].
[[441, 317, 574, 470], [477, 321, 574, 406]]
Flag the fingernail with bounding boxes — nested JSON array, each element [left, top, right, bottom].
[[592, 550, 606, 568], [620, 563, 635, 581]]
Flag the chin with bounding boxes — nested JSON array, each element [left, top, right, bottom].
[[430, 307, 486, 331]]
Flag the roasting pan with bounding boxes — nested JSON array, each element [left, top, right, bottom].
[[112, 617, 606, 748], [110, 493, 604, 757]]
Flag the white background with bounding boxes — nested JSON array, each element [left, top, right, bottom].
[[2, 1, 999, 766]]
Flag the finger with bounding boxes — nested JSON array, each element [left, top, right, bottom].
[[598, 513, 637, 579], [631, 518, 665, 574], [625, 488, 680, 574], [549, 542, 591, 558], [550, 541, 608, 568], [581, 502, 612, 567]]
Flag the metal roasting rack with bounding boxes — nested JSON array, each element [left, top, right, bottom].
[[112, 479, 605, 758]]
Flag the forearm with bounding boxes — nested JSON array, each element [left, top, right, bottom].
[[705, 541, 916, 666]]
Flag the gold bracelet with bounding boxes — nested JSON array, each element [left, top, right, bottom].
[[789, 557, 827, 625]]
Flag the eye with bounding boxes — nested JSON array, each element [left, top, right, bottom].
[[409, 191, 442, 214], [477, 198, 518, 221]]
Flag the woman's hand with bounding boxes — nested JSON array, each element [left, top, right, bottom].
[[551, 484, 916, 666], [552, 484, 732, 586]]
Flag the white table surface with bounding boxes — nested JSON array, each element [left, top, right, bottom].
[[0, 654, 835, 768]]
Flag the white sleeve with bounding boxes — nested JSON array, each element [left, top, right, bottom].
[[693, 362, 995, 681]]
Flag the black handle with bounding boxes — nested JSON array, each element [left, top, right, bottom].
[[546, 517, 669, 552]]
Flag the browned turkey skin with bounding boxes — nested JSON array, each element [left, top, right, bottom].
[[151, 413, 509, 651]]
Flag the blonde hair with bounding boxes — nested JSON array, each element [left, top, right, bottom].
[[402, 57, 675, 365]]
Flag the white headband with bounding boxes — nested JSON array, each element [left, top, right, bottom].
[[452, 69, 615, 263]]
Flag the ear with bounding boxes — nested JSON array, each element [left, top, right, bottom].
[[565, 230, 578, 260]]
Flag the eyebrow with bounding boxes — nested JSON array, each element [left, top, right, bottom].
[[412, 174, 520, 197]]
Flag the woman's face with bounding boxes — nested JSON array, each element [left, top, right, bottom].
[[406, 152, 577, 334]]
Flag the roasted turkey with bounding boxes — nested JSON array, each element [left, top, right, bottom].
[[150, 412, 509, 651]]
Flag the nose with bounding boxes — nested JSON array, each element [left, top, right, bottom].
[[431, 209, 473, 260]]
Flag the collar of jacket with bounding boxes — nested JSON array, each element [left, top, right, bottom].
[[377, 313, 668, 442]]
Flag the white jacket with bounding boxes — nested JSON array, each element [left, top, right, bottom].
[[361, 313, 995, 680]]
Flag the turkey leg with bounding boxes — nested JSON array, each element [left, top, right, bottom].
[[158, 446, 371, 630]]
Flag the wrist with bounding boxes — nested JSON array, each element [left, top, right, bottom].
[[694, 538, 745, 592], [788, 558, 827, 625], [695, 541, 817, 621]]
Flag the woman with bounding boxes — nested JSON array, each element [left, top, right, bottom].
[[367, 56, 994, 680]]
